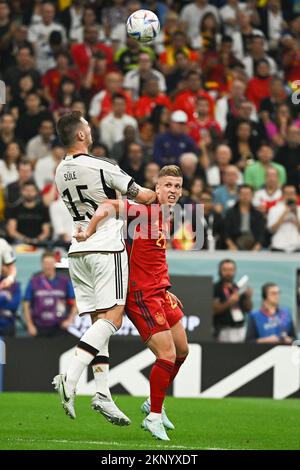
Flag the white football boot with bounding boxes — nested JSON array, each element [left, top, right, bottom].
[[141, 398, 175, 430], [142, 416, 170, 441], [52, 374, 76, 419], [91, 393, 131, 426]]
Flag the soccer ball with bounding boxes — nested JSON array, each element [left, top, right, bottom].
[[126, 9, 160, 43]]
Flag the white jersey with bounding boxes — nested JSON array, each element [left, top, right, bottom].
[[55, 153, 134, 254]]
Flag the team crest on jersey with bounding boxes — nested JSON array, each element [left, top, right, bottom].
[[155, 312, 165, 325]]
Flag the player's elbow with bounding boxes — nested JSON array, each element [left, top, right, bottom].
[[135, 188, 156, 205]]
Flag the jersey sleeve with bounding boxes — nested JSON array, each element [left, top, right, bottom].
[[103, 165, 135, 196], [1, 239, 15, 265]]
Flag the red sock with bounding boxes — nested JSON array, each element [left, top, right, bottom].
[[169, 356, 187, 386], [149, 358, 174, 413]]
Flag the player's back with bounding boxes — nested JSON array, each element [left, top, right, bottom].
[[55, 153, 131, 254]]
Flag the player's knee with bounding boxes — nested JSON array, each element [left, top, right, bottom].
[[176, 344, 189, 358], [158, 344, 176, 363], [112, 316, 123, 330]]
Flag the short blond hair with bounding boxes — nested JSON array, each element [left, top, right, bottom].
[[158, 165, 183, 178]]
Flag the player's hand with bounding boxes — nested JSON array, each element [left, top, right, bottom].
[[0, 275, 15, 290], [168, 291, 183, 308], [75, 225, 88, 242], [28, 323, 37, 337], [60, 318, 73, 330]]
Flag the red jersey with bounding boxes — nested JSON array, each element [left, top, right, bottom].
[[134, 94, 172, 120], [41, 68, 80, 100], [71, 43, 114, 76], [172, 89, 215, 122], [125, 201, 171, 292], [188, 117, 222, 145]]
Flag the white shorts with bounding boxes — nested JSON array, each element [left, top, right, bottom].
[[68, 251, 128, 316]]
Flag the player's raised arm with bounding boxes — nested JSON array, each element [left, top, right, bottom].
[[127, 183, 157, 204], [75, 199, 124, 242]]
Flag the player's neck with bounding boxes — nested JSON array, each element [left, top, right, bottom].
[[67, 143, 89, 156]]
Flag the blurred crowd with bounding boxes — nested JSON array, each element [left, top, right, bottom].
[[1, 0, 300, 252]]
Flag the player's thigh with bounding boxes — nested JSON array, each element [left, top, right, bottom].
[[126, 289, 171, 343], [89, 250, 128, 312], [68, 255, 96, 315], [147, 329, 176, 362]]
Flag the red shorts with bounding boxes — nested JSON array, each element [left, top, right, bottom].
[[126, 288, 184, 342]]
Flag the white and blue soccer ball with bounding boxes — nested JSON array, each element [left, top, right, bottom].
[[126, 9, 160, 43]]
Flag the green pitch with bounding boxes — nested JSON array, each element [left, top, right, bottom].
[[0, 393, 299, 450]]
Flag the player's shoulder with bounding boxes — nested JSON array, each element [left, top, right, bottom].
[[69, 153, 119, 168]]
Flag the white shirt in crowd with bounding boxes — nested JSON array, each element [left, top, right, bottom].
[[26, 135, 53, 162], [89, 90, 108, 120], [267, 9, 284, 46], [253, 188, 282, 210], [123, 69, 166, 101], [34, 154, 56, 190], [0, 161, 18, 187], [50, 197, 73, 241], [267, 202, 300, 252], [242, 55, 278, 78], [220, 3, 246, 36], [206, 165, 243, 187], [214, 97, 258, 131], [232, 28, 265, 62], [100, 113, 138, 150], [180, 2, 219, 40], [28, 21, 66, 73]]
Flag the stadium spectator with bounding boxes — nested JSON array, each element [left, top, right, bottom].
[[199, 189, 224, 250], [259, 77, 288, 124], [220, 0, 241, 36], [244, 143, 286, 190], [242, 35, 277, 79], [172, 71, 214, 123], [81, 50, 117, 102], [134, 77, 171, 122], [119, 142, 145, 186], [246, 283, 296, 343], [28, 2, 67, 74], [0, 264, 21, 336], [246, 60, 272, 111], [213, 259, 253, 342], [115, 36, 154, 75], [153, 110, 198, 167], [215, 79, 249, 131], [0, 0, 17, 72], [0, 113, 20, 156], [34, 141, 64, 191], [69, 5, 106, 45], [102, 0, 128, 36], [15, 93, 53, 145], [180, 0, 219, 41], [191, 11, 222, 52], [26, 120, 55, 162], [110, 124, 138, 162], [225, 99, 265, 153], [213, 165, 240, 216], [23, 251, 76, 337], [5, 160, 34, 208], [71, 25, 113, 76], [41, 50, 80, 102], [231, 10, 265, 61], [179, 152, 205, 196], [4, 45, 41, 103], [207, 144, 243, 188], [258, 0, 284, 51], [89, 72, 132, 126], [267, 184, 300, 252], [229, 119, 257, 169], [275, 124, 300, 187], [59, 0, 84, 41], [188, 96, 222, 149], [253, 167, 283, 214], [100, 93, 138, 150], [51, 77, 81, 121], [224, 184, 265, 251], [143, 162, 160, 189], [158, 31, 199, 75], [123, 51, 166, 101], [264, 103, 298, 147], [0, 141, 22, 187], [6, 181, 51, 246], [165, 50, 193, 97]]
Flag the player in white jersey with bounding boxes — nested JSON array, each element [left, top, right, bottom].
[[52, 111, 156, 425]]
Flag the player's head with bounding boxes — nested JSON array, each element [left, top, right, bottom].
[[56, 111, 93, 150], [219, 259, 236, 283], [155, 165, 183, 206]]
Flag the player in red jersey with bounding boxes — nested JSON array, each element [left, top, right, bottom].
[[76, 165, 189, 441]]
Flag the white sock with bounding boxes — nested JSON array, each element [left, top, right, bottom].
[[65, 319, 116, 394], [148, 412, 162, 421], [91, 342, 112, 399]]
